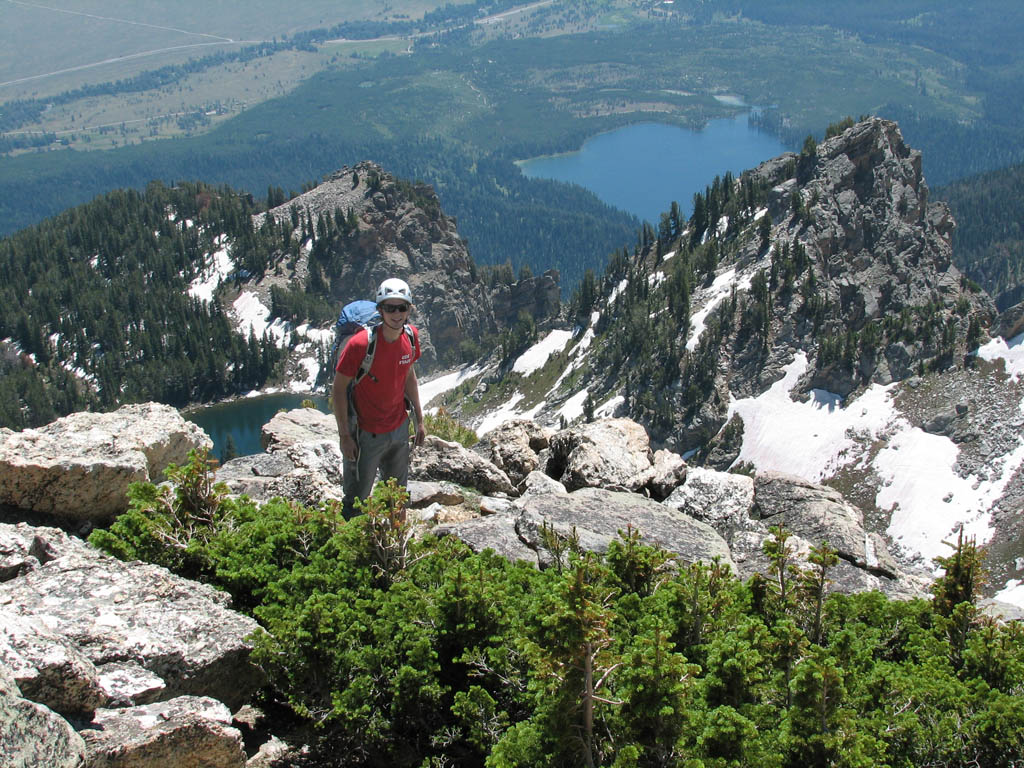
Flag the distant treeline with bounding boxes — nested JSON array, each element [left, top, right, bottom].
[[290, 0, 527, 44], [0, 42, 291, 135], [937, 163, 1024, 311]]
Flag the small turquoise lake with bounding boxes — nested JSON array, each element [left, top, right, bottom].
[[517, 116, 791, 223], [185, 393, 330, 460]]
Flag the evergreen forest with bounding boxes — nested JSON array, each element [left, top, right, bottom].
[[89, 452, 1024, 768], [937, 163, 1024, 312], [0, 181, 285, 429]]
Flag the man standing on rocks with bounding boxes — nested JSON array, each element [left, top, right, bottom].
[[333, 278, 426, 518]]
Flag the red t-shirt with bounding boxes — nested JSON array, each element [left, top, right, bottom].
[[336, 325, 420, 434]]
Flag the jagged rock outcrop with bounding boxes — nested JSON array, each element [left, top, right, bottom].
[[533, 119, 998, 458], [754, 472, 899, 577], [748, 118, 995, 396], [258, 161, 499, 372], [546, 418, 658, 493], [490, 269, 562, 328], [0, 403, 211, 522], [994, 299, 1024, 341], [214, 408, 345, 505], [411, 436, 517, 496], [474, 419, 554, 488]]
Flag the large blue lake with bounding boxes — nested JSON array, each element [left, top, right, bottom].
[[517, 116, 791, 223]]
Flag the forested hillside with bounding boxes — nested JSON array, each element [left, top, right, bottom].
[[937, 163, 1024, 312], [0, 182, 284, 429], [0, 134, 639, 294]]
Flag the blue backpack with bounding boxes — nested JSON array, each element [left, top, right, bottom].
[[322, 299, 417, 391]]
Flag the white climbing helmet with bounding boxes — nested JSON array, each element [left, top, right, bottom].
[[375, 277, 412, 305]]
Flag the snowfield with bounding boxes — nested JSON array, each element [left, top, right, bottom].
[[188, 239, 233, 302], [728, 349, 1024, 608]]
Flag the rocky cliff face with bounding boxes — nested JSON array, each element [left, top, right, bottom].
[[431, 118, 1022, 599], [646, 118, 995, 447], [251, 162, 559, 373], [749, 118, 993, 396]]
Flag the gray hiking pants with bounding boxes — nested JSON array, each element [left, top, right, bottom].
[[342, 416, 410, 519]]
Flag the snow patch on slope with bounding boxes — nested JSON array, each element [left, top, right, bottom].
[[729, 352, 1024, 595], [513, 330, 572, 376]]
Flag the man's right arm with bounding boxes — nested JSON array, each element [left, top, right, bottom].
[[332, 372, 357, 460]]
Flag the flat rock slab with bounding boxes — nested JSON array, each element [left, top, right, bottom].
[[0, 523, 262, 712], [82, 695, 245, 768], [0, 403, 211, 521], [520, 487, 735, 568], [439, 487, 735, 571]]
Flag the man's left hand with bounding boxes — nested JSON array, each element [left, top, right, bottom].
[[413, 422, 426, 448]]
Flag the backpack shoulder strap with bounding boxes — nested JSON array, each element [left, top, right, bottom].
[[403, 325, 417, 357], [354, 326, 378, 385]]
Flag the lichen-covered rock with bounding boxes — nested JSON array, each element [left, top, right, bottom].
[[435, 515, 539, 565], [1, 521, 62, 581], [82, 696, 245, 768], [95, 662, 167, 708], [260, 407, 337, 452], [0, 523, 262, 711], [754, 472, 886, 574], [475, 419, 553, 487], [548, 418, 654, 492], [517, 469, 568, 501], [411, 436, 516, 496], [518, 487, 735, 569], [408, 480, 466, 508], [0, 659, 87, 768], [0, 607, 106, 716], [635, 449, 689, 501], [0, 403, 211, 521], [663, 467, 755, 543], [217, 441, 344, 507]]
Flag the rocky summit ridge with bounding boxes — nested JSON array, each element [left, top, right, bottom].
[[3, 117, 1024, 765], [240, 160, 559, 384], [8, 392, 1009, 765]]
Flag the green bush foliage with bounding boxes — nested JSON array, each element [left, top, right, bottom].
[[423, 408, 479, 448], [91, 452, 1024, 767]]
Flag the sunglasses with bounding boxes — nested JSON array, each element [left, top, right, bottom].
[[381, 303, 410, 314]]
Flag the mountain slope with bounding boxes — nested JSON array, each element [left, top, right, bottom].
[[431, 118, 1024, 600]]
